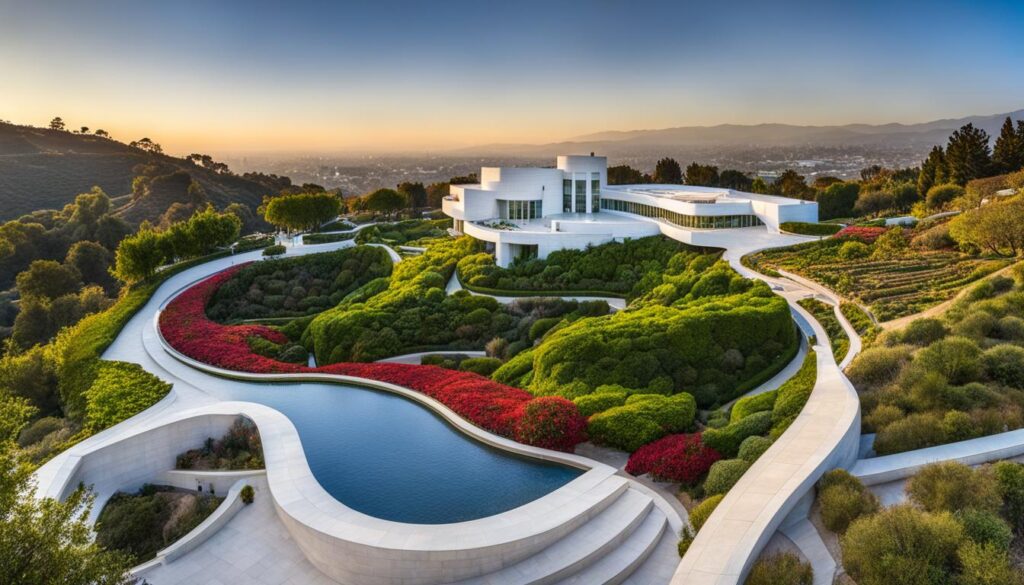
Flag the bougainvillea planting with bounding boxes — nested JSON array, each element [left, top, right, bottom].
[[624, 433, 721, 484], [158, 268, 586, 451], [834, 226, 887, 243]]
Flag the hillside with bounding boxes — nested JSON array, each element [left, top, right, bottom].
[[0, 122, 287, 222]]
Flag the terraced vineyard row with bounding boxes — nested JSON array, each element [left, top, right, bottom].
[[749, 244, 1008, 321]]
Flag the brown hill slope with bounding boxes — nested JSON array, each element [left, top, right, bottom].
[[0, 122, 287, 222]]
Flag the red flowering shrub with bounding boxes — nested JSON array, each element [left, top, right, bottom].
[[159, 269, 587, 451], [513, 396, 588, 452], [159, 266, 301, 374], [625, 433, 721, 484], [834, 226, 886, 243]]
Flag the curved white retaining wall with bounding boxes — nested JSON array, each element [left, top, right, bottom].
[[671, 243, 862, 585], [155, 478, 254, 565], [851, 429, 1024, 486]]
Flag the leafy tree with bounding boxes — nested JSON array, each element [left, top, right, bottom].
[[815, 182, 859, 219], [718, 170, 753, 191], [607, 165, 646, 185], [79, 126, 89, 134], [684, 162, 719, 186], [949, 197, 1024, 256], [94, 129, 109, 137], [653, 158, 682, 184], [262, 192, 342, 232], [918, 146, 948, 196], [362, 188, 407, 219], [925, 183, 964, 210], [396, 182, 428, 208], [111, 222, 164, 284], [94, 216, 132, 251], [425, 182, 450, 208], [16, 260, 81, 301], [65, 241, 115, 293], [128, 137, 162, 154], [775, 169, 813, 200], [812, 176, 843, 189], [992, 116, 1024, 173], [853, 190, 895, 216], [0, 441, 134, 584], [945, 123, 991, 185], [49, 117, 65, 131]]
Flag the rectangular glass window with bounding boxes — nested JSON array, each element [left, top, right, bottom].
[[575, 179, 586, 213], [563, 179, 572, 212]]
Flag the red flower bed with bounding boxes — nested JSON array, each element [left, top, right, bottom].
[[625, 433, 721, 484], [159, 268, 587, 451], [159, 266, 303, 374], [834, 226, 886, 243]]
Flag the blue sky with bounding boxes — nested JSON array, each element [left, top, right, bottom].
[[1, 0, 1022, 153]]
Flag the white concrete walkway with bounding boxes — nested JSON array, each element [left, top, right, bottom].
[[672, 231, 863, 585]]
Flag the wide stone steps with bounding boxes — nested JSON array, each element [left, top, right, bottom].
[[455, 486, 655, 585], [551, 505, 667, 585], [620, 531, 683, 585]]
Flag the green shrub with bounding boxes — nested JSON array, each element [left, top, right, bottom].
[[702, 411, 772, 458], [863, 404, 903, 433], [906, 461, 1002, 514], [677, 526, 694, 557], [841, 505, 963, 585], [916, 337, 982, 385], [872, 412, 947, 455], [573, 390, 628, 417], [957, 541, 1020, 585], [737, 436, 773, 463], [240, 485, 255, 505], [744, 552, 813, 585], [262, 244, 286, 256], [838, 240, 871, 260], [846, 345, 913, 391], [587, 393, 696, 452], [982, 345, 1024, 388], [819, 478, 879, 534], [528, 317, 562, 341], [689, 494, 723, 532], [729, 391, 777, 423], [780, 221, 841, 236], [704, 459, 750, 495], [993, 461, 1024, 529], [955, 508, 1012, 551], [457, 357, 503, 377]]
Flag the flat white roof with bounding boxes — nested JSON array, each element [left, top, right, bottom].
[[604, 184, 810, 206]]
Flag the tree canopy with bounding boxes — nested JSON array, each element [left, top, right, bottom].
[[362, 188, 407, 218], [653, 158, 682, 184], [262, 192, 341, 232]]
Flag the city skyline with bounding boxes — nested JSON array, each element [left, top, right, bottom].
[[2, 0, 1022, 155]]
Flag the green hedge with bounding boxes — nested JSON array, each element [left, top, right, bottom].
[[587, 393, 696, 452], [302, 231, 358, 244], [780, 222, 842, 236], [456, 236, 685, 298], [704, 459, 751, 495], [573, 388, 628, 417], [770, 351, 818, 437], [702, 410, 772, 457], [83, 361, 171, 432], [798, 298, 849, 363], [738, 435, 773, 462], [729, 390, 777, 423]]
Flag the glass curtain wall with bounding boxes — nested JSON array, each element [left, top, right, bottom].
[[599, 198, 764, 229]]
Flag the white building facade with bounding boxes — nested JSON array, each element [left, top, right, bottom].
[[443, 154, 818, 266]]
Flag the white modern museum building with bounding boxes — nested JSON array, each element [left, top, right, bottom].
[[442, 154, 819, 266]]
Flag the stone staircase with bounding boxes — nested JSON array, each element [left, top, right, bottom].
[[452, 479, 678, 585]]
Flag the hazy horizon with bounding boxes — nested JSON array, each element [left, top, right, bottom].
[[2, 0, 1022, 156]]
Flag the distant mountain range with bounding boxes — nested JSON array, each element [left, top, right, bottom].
[[457, 110, 1024, 158]]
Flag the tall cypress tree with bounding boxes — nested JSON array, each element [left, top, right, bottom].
[[917, 145, 947, 196], [993, 116, 1024, 173], [944, 123, 991, 185]]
